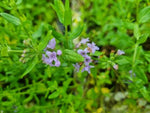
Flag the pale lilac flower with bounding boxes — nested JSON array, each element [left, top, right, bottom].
[[84, 55, 92, 65], [73, 63, 80, 72], [42, 54, 50, 64], [129, 70, 136, 77], [80, 38, 89, 44], [55, 60, 61, 67], [21, 54, 25, 57], [117, 50, 125, 55], [48, 52, 57, 62], [82, 65, 94, 74], [87, 42, 99, 53], [57, 50, 62, 55], [113, 64, 118, 70], [23, 50, 26, 54], [77, 48, 89, 57], [46, 51, 51, 56], [47, 38, 56, 49], [75, 43, 81, 48]]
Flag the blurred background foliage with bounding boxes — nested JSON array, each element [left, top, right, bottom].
[[0, 0, 150, 113]]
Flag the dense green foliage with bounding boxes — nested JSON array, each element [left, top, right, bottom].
[[1, 0, 150, 113]]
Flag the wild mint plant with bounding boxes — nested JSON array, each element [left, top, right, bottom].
[[1, 0, 150, 113]]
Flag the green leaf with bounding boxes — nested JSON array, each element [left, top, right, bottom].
[[140, 87, 150, 102], [16, 0, 22, 5], [0, 13, 21, 25], [139, 6, 150, 24], [32, 23, 44, 39], [135, 67, 148, 84], [67, 39, 74, 49], [134, 23, 140, 40], [70, 24, 84, 39], [116, 58, 129, 65], [91, 51, 103, 56], [64, 0, 72, 26], [23, 95, 33, 104], [34, 83, 47, 94], [48, 25, 64, 41], [145, 54, 150, 63], [63, 49, 84, 63], [51, 0, 65, 24], [21, 56, 38, 78], [148, 64, 150, 73], [1, 47, 8, 57], [64, 10, 72, 26], [137, 34, 149, 44], [38, 30, 52, 51], [48, 91, 60, 99]]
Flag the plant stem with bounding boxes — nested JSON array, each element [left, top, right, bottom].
[[8, 50, 23, 53], [132, 0, 139, 71], [65, 25, 69, 48]]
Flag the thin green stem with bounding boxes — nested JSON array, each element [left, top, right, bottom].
[[136, 0, 139, 22], [8, 50, 23, 53], [132, 43, 138, 69], [65, 25, 69, 48], [132, 0, 139, 71]]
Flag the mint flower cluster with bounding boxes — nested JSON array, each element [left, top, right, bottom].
[[42, 38, 62, 67], [73, 38, 99, 73]]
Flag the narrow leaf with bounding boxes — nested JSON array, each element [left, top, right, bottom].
[[48, 25, 64, 41], [21, 56, 38, 78], [64, 0, 72, 26], [137, 34, 149, 44], [51, 0, 65, 24], [32, 23, 44, 39], [48, 91, 60, 99], [63, 49, 84, 62], [134, 23, 140, 40], [64, 10, 72, 26], [1, 47, 8, 57], [0, 13, 21, 25], [70, 24, 84, 39], [139, 6, 150, 24], [16, 0, 23, 5], [38, 30, 51, 51], [135, 67, 148, 84]]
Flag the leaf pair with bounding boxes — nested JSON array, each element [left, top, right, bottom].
[[51, 0, 72, 26]]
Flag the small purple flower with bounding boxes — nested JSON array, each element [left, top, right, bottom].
[[21, 54, 25, 57], [129, 70, 136, 77], [84, 55, 92, 65], [42, 54, 50, 64], [77, 48, 89, 57], [80, 38, 89, 44], [47, 38, 56, 49], [75, 43, 81, 48], [87, 42, 99, 53], [23, 50, 26, 54], [55, 59, 61, 67], [48, 52, 57, 62], [117, 50, 125, 55], [82, 65, 94, 74], [113, 64, 118, 70], [57, 50, 62, 55], [73, 63, 80, 72]]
